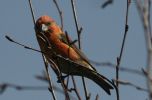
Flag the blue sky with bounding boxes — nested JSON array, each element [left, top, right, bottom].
[[0, 0, 150, 100]]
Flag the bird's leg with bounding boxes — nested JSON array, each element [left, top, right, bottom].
[[57, 74, 69, 83]]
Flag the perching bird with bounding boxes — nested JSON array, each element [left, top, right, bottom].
[[35, 15, 113, 95]]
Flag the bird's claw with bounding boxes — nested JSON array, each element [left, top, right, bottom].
[[57, 74, 69, 83]]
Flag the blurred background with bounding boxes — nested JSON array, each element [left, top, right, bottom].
[[0, 0, 150, 100]]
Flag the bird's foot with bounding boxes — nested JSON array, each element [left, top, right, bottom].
[[57, 74, 69, 83]]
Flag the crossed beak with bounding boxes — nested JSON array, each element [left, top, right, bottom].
[[41, 24, 48, 32]]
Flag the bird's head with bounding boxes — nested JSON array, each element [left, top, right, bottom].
[[35, 15, 55, 33]]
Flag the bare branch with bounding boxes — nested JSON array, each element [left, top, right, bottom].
[[28, 1, 57, 99], [71, 76, 81, 100], [28, 0, 36, 24], [71, 0, 82, 49], [95, 94, 99, 100], [101, 0, 113, 8], [114, 1, 131, 100], [136, 0, 152, 99], [0, 83, 61, 94], [113, 79, 148, 92], [90, 60, 144, 76], [52, 0, 64, 30], [70, 0, 88, 99], [6, 35, 145, 78]]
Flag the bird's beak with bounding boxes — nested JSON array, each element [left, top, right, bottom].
[[41, 24, 48, 32]]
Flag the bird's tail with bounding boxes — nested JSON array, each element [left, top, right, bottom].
[[52, 55, 114, 94], [85, 71, 114, 95]]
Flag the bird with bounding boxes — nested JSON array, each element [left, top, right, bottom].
[[35, 15, 114, 95]]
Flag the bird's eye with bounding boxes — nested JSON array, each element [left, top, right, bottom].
[[46, 22, 51, 26]]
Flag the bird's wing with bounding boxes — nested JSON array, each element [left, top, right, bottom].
[[59, 33, 96, 71]]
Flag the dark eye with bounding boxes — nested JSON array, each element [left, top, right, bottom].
[[46, 22, 51, 26]]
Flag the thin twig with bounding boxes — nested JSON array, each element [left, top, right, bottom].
[[52, 0, 64, 30], [35, 72, 50, 83], [45, 59, 58, 100], [6, 35, 145, 78], [6, 36, 57, 100], [70, 0, 88, 100], [113, 79, 148, 93], [13, 30, 71, 99], [6, 35, 117, 99], [101, 0, 113, 8], [65, 31, 81, 100], [66, 75, 70, 88], [36, 33, 70, 99], [90, 60, 144, 76], [70, 0, 82, 49], [115, 0, 130, 100], [52, 0, 81, 98], [0, 82, 77, 99], [28, 0, 36, 24], [5, 35, 43, 53], [95, 94, 99, 100], [28, 1, 57, 100], [141, 69, 152, 84], [48, 58, 71, 100], [36, 32, 70, 100], [0, 83, 47, 91], [71, 76, 81, 100], [136, 0, 152, 99], [148, 0, 151, 38], [0, 83, 62, 93]]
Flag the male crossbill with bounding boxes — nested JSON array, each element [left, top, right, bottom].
[[35, 15, 113, 95]]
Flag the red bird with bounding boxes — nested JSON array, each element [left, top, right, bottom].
[[35, 15, 113, 95]]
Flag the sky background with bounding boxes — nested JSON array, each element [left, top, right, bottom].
[[0, 0, 151, 100]]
